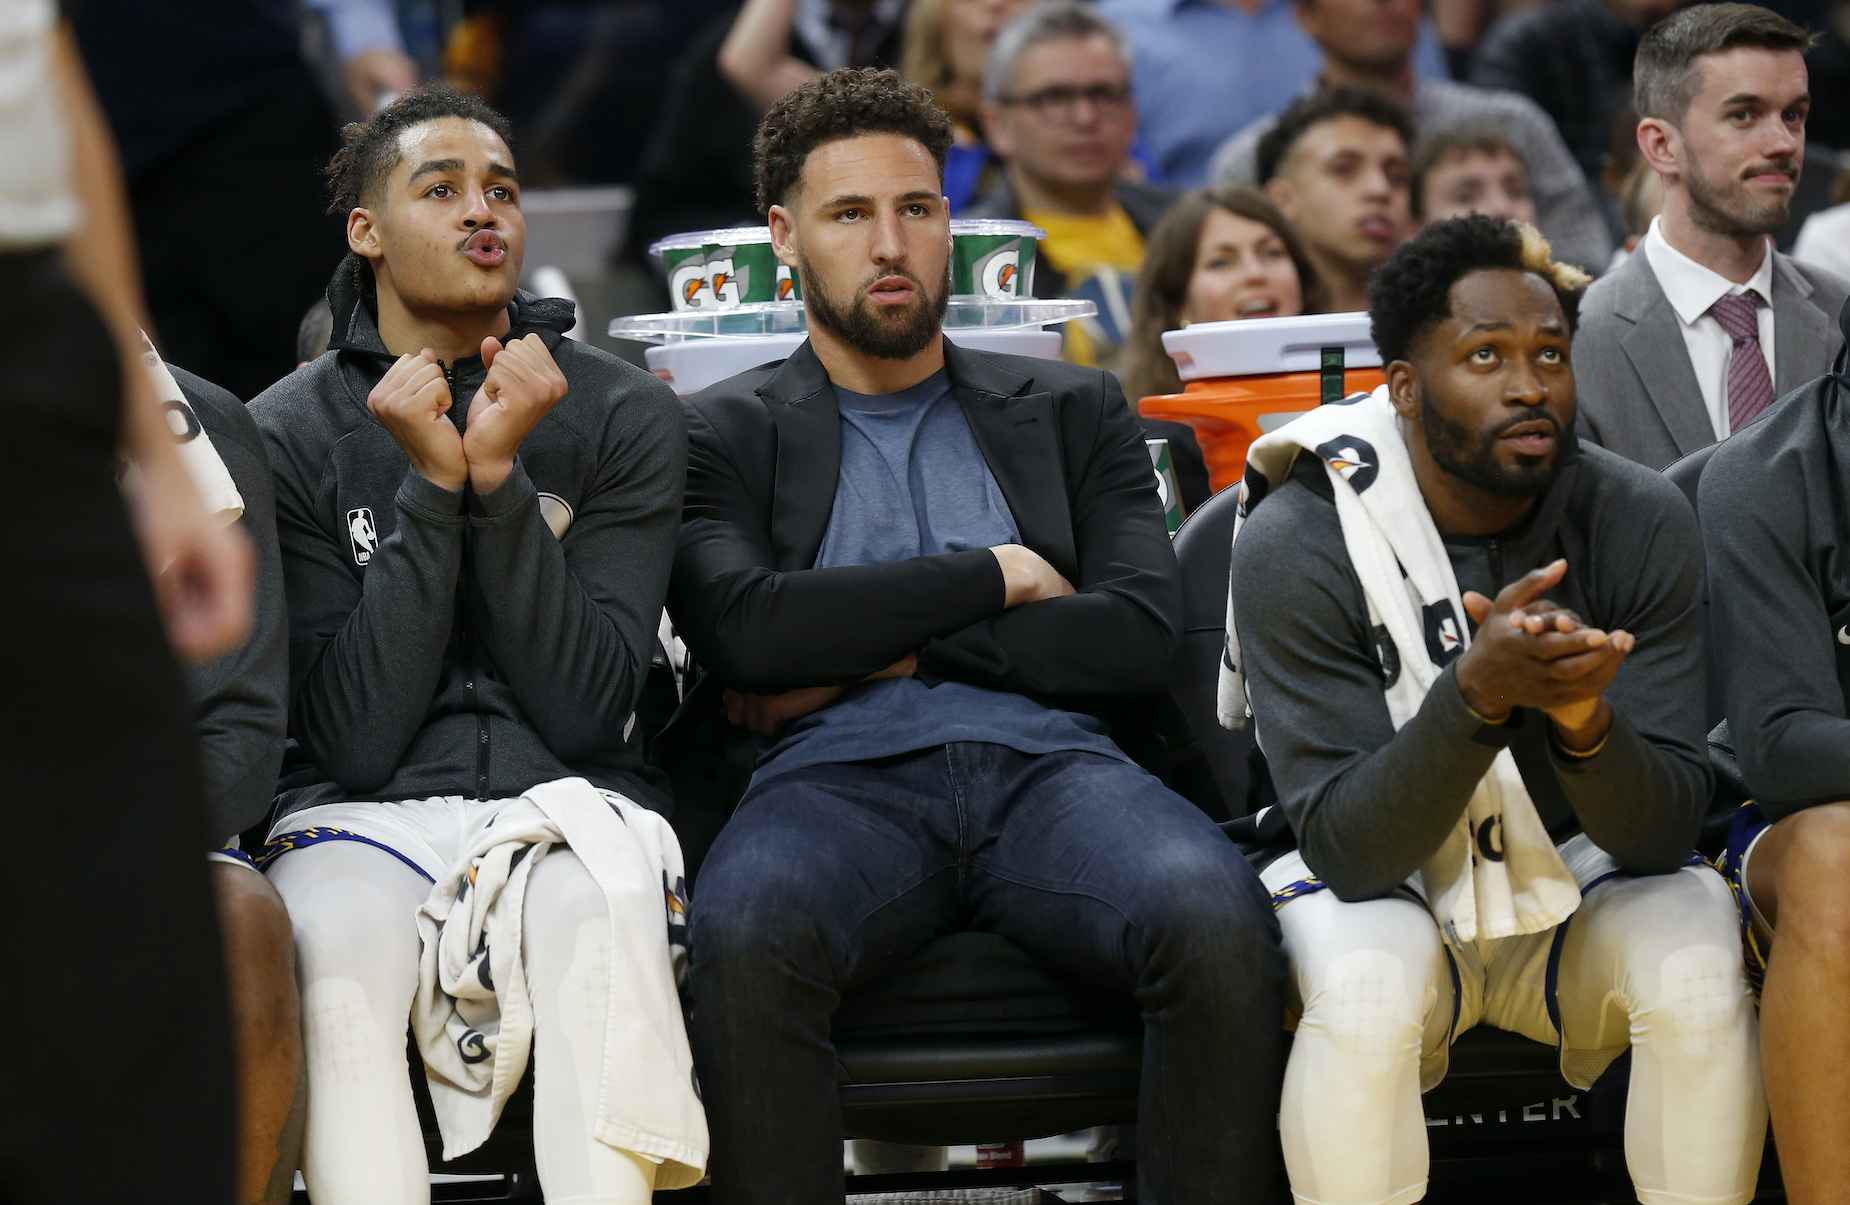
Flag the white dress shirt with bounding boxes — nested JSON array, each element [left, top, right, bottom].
[[1642, 216, 1776, 441]]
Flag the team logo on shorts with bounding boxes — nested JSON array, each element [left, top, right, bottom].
[[1313, 436, 1379, 493], [347, 507, 378, 565]]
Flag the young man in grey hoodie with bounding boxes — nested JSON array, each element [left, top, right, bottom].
[[248, 85, 685, 1204]]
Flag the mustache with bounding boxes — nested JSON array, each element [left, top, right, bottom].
[[1488, 409, 1561, 439], [1740, 157, 1799, 182], [858, 266, 929, 295], [458, 229, 506, 252]]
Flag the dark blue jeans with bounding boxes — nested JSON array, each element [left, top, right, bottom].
[[688, 742, 1285, 1204]]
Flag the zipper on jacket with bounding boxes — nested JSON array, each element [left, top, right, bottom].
[[1486, 538, 1504, 594], [457, 561, 490, 801], [445, 357, 489, 800]]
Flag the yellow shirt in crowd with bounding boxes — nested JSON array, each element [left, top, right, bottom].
[[1022, 205, 1147, 370]]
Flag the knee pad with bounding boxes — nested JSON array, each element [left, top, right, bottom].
[[1645, 942, 1745, 1060], [1303, 948, 1425, 1065]]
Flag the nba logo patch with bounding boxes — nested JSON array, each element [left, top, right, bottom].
[[347, 507, 378, 565]]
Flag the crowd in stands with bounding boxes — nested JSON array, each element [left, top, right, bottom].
[[19, 0, 1850, 1204]]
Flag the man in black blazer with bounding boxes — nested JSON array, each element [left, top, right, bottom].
[[670, 68, 1284, 1205]]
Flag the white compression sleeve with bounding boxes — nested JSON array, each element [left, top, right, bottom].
[[523, 850, 658, 1205], [268, 839, 433, 1205], [1554, 866, 1766, 1205], [1275, 887, 1451, 1205]]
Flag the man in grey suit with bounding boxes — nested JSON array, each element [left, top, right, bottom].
[[1573, 4, 1848, 470]]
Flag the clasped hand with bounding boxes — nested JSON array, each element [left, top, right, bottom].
[[367, 335, 569, 493], [1454, 558, 1633, 751]]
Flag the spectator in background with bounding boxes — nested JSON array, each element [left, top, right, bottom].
[[1412, 127, 1537, 225], [1792, 165, 1850, 278], [305, 0, 420, 116], [969, 2, 1173, 372], [1257, 88, 1414, 313], [1607, 154, 1664, 268], [1574, 4, 1849, 470], [1099, 0, 1450, 188], [1206, 0, 1612, 270], [72, 0, 352, 400], [903, 0, 1035, 210], [1120, 185, 1317, 508], [630, 0, 905, 259], [1471, 0, 1681, 214]]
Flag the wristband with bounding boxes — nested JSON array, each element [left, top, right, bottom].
[[1551, 726, 1609, 760]]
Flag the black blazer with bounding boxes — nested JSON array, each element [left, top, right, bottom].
[[668, 338, 1183, 705]]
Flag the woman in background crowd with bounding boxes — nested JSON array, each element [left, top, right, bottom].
[[901, 0, 1033, 210], [1121, 184, 1321, 402]]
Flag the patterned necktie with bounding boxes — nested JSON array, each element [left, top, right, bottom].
[[1710, 292, 1774, 433]]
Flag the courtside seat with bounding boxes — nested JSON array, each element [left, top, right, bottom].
[[409, 931, 1145, 1191]]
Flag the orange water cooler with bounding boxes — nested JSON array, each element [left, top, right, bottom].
[[1138, 312, 1385, 496]]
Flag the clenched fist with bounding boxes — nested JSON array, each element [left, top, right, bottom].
[[368, 348, 467, 491], [464, 334, 569, 492]]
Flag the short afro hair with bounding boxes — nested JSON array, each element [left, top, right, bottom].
[[753, 68, 955, 214], [1367, 214, 1591, 364], [1255, 86, 1414, 185], [326, 83, 515, 215]]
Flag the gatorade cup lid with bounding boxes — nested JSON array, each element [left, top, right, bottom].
[[1159, 311, 1380, 381], [950, 219, 1047, 239], [645, 227, 773, 258], [608, 297, 1096, 344]]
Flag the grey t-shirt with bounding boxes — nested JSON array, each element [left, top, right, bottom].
[[757, 370, 1128, 779]]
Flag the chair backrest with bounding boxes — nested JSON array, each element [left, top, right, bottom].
[[1660, 442, 1724, 730], [1170, 485, 1258, 814]]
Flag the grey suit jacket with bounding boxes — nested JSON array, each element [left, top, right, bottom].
[[1573, 247, 1850, 470]]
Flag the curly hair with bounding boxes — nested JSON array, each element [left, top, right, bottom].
[[325, 83, 515, 215], [1367, 214, 1591, 364], [1255, 86, 1414, 185], [754, 68, 955, 214]]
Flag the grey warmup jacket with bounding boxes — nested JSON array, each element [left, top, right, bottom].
[[1230, 443, 1710, 900], [250, 260, 686, 819], [175, 365, 288, 844], [1701, 300, 1850, 821]]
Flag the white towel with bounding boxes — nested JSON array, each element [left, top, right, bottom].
[[412, 777, 707, 1188], [137, 331, 243, 526], [1218, 386, 1581, 949]]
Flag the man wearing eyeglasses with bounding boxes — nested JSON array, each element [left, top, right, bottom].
[[968, 0, 1173, 377]]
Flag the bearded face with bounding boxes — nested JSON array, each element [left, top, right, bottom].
[[798, 252, 952, 361]]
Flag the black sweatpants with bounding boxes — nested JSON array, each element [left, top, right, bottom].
[[130, 80, 346, 402], [0, 251, 234, 1204]]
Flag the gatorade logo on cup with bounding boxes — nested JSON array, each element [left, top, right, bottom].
[[973, 239, 1023, 299], [776, 264, 797, 301], [670, 249, 749, 309]]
